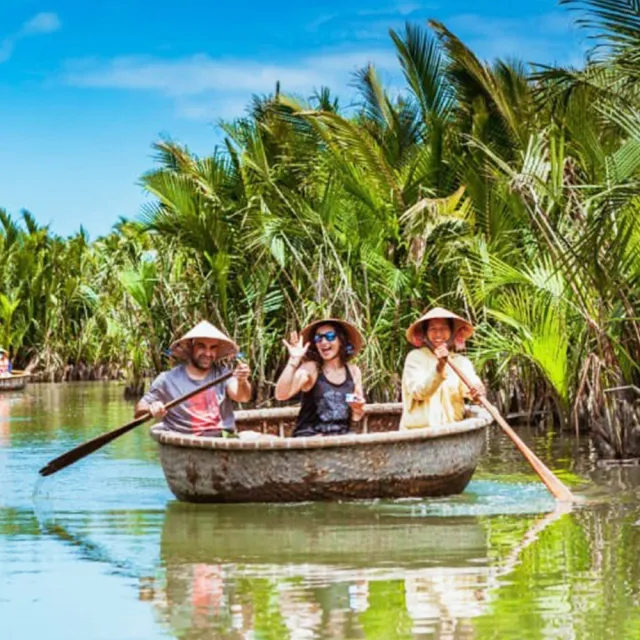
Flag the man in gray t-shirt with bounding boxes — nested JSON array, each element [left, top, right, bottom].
[[135, 320, 251, 436]]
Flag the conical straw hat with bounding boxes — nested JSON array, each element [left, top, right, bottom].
[[301, 318, 364, 356], [170, 320, 239, 360], [406, 307, 474, 349]]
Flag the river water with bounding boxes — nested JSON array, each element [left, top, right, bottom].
[[1, 383, 639, 639]]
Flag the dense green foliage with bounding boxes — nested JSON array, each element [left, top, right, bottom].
[[1, 0, 638, 450]]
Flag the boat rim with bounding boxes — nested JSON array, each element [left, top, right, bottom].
[[150, 406, 492, 451]]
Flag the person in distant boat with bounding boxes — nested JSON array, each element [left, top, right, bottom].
[[275, 319, 366, 437], [0, 348, 10, 378], [135, 321, 251, 436], [400, 307, 485, 429]]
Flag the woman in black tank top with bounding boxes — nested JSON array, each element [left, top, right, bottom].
[[274, 318, 366, 437]]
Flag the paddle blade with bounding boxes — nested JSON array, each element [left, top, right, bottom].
[[481, 399, 576, 503], [38, 415, 148, 477]]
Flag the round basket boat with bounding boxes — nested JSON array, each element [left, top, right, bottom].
[[0, 371, 29, 392], [150, 403, 492, 503]]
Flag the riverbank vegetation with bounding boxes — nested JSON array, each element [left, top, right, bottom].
[[1, 0, 638, 455]]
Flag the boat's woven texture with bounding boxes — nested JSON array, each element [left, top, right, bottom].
[[152, 409, 489, 502]]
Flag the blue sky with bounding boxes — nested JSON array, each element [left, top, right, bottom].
[[0, 0, 587, 238]]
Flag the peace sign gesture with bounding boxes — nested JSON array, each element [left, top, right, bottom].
[[283, 331, 309, 365]]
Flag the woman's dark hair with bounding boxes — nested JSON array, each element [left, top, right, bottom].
[[306, 322, 354, 366], [425, 318, 454, 332]]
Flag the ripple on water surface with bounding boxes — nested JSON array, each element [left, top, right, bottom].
[[376, 478, 558, 518]]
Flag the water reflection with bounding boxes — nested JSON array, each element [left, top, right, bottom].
[[148, 502, 563, 639], [4, 383, 640, 639], [0, 395, 9, 446], [0, 392, 23, 446], [29, 496, 640, 640]]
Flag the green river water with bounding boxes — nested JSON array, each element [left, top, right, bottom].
[[1, 383, 639, 639]]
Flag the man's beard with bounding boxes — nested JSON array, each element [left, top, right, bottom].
[[190, 355, 212, 371]]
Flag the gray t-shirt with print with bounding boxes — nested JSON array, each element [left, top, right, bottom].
[[142, 363, 235, 435]]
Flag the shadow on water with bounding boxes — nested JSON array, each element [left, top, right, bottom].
[[160, 501, 490, 567]]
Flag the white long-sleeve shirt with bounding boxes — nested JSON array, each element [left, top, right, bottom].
[[400, 348, 482, 429]]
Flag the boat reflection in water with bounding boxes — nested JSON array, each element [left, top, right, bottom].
[[0, 396, 9, 446], [0, 392, 24, 446], [146, 500, 561, 639]]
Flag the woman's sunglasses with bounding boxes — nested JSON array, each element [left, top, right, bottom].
[[313, 330, 337, 344]]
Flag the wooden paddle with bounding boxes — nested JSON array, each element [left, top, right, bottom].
[[435, 350, 576, 502], [38, 370, 234, 477]]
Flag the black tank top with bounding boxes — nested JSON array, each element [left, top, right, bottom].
[[294, 365, 355, 437]]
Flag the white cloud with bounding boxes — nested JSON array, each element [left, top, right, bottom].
[[23, 12, 62, 35], [64, 54, 326, 96], [444, 12, 586, 65], [175, 97, 252, 122], [175, 102, 219, 121], [357, 3, 429, 17], [307, 13, 340, 31], [0, 12, 61, 63], [446, 13, 570, 38], [62, 48, 400, 120], [307, 3, 437, 35]]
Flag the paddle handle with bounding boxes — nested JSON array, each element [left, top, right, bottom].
[[444, 355, 576, 503], [38, 370, 234, 477]]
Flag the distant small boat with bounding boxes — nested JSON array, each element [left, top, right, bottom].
[[0, 371, 29, 392], [151, 403, 492, 503]]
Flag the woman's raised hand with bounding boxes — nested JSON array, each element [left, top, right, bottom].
[[283, 331, 309, 365]]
